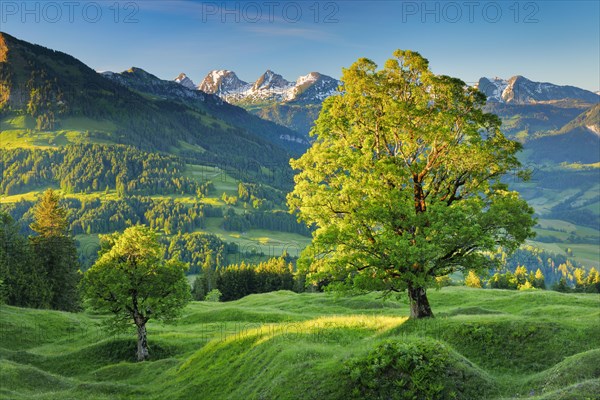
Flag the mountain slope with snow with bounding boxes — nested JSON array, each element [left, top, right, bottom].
[[182, 69, 341, 135], [174, 73, 196, 90], [477, 76, 599, 104], [196, 69, 340, 106], [198, 70, 248, 96]]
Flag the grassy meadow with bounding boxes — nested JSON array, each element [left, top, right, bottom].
[[1, 287, 598, 399]]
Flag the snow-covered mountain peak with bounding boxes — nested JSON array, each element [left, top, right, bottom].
[[174, 73, 196, 90], [252, 70, 292, 92], [198, 69, 248, 95], [476, 77, 509, 102], [178, 68, 340, 105], [296, 72, 321, 86]]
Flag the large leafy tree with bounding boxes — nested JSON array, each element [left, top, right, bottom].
[[82, 225, 190, 361], [30, 189, 80, 311], [288, 50, 535, 318]]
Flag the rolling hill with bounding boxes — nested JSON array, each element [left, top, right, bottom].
[[1, 288, 598, 399]]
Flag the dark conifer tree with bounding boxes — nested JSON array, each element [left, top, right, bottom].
[[30, 189, 81, 311]]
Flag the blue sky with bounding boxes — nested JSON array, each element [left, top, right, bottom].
[[1, 1, 599, 90]]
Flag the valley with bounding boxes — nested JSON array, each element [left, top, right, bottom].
[[2, 31, 598, 276], [2, 0, 600, 395]]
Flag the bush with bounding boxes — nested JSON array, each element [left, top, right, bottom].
[[518, 281, 535, 291], [204, 289, 222, 302], [435, 275, 452, 288], [345, 338, 495, 400]]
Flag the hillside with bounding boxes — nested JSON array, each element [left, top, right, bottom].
[[101, 67, 307, 152], [1, 288, 598, 399], [0, 32, 311, 268], [0, 32, 300, 188]]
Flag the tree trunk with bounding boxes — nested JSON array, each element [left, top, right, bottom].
[[136, 321, 149, 361], [408, 286, 434, 318]]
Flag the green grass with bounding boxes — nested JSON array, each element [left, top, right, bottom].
[[60, 117, 117, 133], [1, 288, 598, 399], [0, 116, 119, 149], [196, 218, 311, 259]]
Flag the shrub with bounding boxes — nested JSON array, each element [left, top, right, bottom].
[[435, 275, 452, 288], [204, 289, 222, 302], [345, 338, 495, 400]]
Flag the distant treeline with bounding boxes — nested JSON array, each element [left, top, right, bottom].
[[0, 145, 210, 196], [193, 256, 299, 302], [5, 196, 310, 239], [4, 197, 221, 236], [495, 245, 594, 288], [162, 232, 237, 275], [223, 207, 311, 236]]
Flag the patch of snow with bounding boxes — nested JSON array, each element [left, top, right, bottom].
[[586, 124, 600, 136]]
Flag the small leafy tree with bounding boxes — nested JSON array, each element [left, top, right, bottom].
[[518, 281, 534, 291], [82, 226, 190, 361], [465, 270, 482, 288], [533, 268, 546, 289], [205, 289, 222, 302], [586, 268, 600, 293], [288, 50, 535, 318]]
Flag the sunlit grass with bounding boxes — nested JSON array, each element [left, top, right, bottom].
[[1, 288, 598, 399]]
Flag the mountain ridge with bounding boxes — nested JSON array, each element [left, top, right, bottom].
[[194, 68, 340, 105], [476, 75, 599, 105], [182, 67, 598, 137]]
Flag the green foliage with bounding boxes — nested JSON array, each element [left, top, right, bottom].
[[26, 68, 66, 130], [81, 225, 190, 360], [488, 271, 518, 290], [204, 289, 222, 302], [216, 256, 296, 301], [435, 275, 452, 289], [288, 50, 535, 318], [82, 226, 191, 328], [7, 196, 218, 238], [346, 338, 495, 400], [164, 232, 230, 275], [222, 207, 311, 236], [1, 192, 80, 311], [191, 274, 207, 301], [0, 145, 205, 196], [29, 188, 68, 236], [0, 210, 50, 308]]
